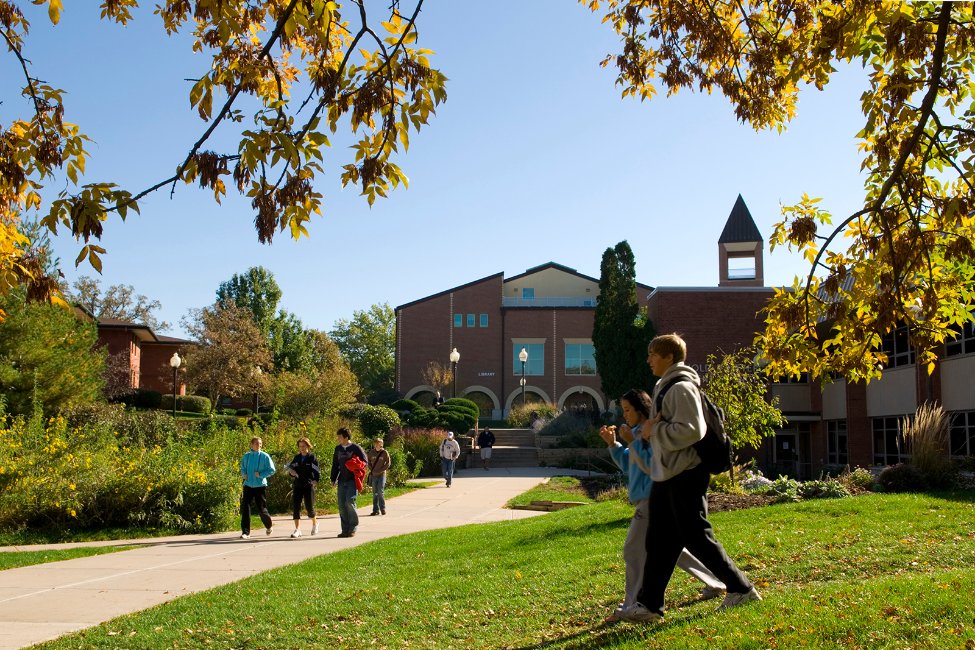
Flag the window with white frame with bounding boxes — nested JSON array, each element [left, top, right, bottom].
[[880, 325, 915, 368], [873, 416, 909, 465], [950, 411, 975, 457], [826, 420, 848, 465], [565, 343, 596, 375], [945, 321, 975, 357]]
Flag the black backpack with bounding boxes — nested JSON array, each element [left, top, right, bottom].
[[654, 378, 734, 476]]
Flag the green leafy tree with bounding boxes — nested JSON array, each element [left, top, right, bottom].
[[330, 302, 396, 399], [592, 240, 654, 401], [216, 267, 282, 338], [1, 1, 446, 310], [68, 276, 170, 332], [268, 310, 312, 372], [702, 348, 785, 453], [0, 291, 104, 416], [183, 304, 273, 410], [269, 330, 359, 418], [587, 1, 975, 382]]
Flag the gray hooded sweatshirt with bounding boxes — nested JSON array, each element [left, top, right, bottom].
[[648, 362, 705, 482]]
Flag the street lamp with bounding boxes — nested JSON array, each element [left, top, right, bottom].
[[449, 347, 460, 399], [169, 352, 181, 417], [518, 347, 528, 407], [253, 366, 263, 415]]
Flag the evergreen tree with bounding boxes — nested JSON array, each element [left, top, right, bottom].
[[592, 241, 655, 402]]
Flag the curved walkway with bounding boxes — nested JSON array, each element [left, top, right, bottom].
[[0, 468, 587, 650]]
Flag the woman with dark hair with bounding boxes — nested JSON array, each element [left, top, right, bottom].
[[599, 388, 725, 622], [286, 437, 320, 538]]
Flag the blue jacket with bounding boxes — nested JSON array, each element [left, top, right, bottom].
[[240, 450, 276, 488], [607, 423, 654, 504]]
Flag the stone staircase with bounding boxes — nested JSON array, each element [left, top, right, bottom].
[[475, 428, 538, 467]]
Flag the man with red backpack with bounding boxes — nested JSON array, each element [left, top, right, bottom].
[[330, 427, 367, 538]]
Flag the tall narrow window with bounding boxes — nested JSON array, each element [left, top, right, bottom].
[[950, 411, 975, 457], [826, 420, 848, 465], [453, 314, 462, 328], [467, 313, 475, 327], [479, 314, 489, 328]]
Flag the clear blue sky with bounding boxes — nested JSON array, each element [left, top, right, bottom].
[[13, 2, 869, 336]]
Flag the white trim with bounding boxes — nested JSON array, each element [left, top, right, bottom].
[[556, 386, 605, 412], [505, 386, 552, 411], [404, 385, 438, 401], [460, 385, 501, 411]]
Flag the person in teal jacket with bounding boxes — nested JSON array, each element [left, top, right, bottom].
[[600, 389, 725, 622], [239, 436, 276, 539]]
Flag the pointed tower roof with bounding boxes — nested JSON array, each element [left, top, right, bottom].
[[718, 195, 763, 244]]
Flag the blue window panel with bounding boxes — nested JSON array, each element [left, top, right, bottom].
[[454, 314, 462, 327], [479, 314, 489, 328], [467, 313, 475, 327], [513, 343, 544, 376], [565, 343, 596, 375], [522, 288, 535, 300]]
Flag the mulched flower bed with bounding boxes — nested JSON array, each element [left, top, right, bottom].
[[707, 492, 776, 512]]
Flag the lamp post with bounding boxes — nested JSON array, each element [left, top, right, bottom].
[[169, 352, 181, 417], [449, 347, 460, 399], [253, 366, 263, 415], [518, 347, 528, 407]]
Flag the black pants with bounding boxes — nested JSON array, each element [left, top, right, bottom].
[[241, 485, 273, 534], [292, 482, 316, 519], [637, 463, 752, 615]]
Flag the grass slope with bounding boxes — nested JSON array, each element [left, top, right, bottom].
[[37, 492, 975, 649]]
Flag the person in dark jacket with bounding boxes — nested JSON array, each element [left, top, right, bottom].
[[366, 437, 391, 516], [286, 437, 320, 538], [476, 427, 496, 470], [330, 427, 367, 538]]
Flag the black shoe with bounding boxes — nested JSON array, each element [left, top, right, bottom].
[[381, 510, 386, 515], [337, 532, 350, 538], [370, 511, 380, 516]]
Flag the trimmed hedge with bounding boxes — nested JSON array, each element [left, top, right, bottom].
[[358, 404, 401, 439], [160, 394, 212, 414]]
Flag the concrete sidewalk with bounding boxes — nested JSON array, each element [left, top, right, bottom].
[[0, 468, 584, 650]]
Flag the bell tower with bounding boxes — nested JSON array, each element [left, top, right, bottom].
[[718, 195, 764, 287]]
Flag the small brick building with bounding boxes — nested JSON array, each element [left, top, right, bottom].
[[93, 317, 193, 397]]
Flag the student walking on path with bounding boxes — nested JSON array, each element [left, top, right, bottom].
[[239, 436, 276, 540], [286, 437, 320, 538], [367, 437, 391, 516], [476, 427, 496, 470], [600, 388, 725, 623], [330, 428, 367, 538], [439, 431, 461, 487], [622, 334, 761, 623]]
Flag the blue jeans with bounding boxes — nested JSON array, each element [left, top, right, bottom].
[[336, 480, 359, 534], [371, 474, 386, 513], [441, 458, 455, 486]]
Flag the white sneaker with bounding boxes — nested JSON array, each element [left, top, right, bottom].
[[239, 533, 250, 540], [618, 604, 662, 623], [290, 529, 301, 538], [266, 527, 273, 536], [700, 585, 726, 600], [718, 587, 762, 611], [311, 524, 319, 536]]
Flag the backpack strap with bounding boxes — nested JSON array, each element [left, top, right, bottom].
[[654, 377, 689, 415]]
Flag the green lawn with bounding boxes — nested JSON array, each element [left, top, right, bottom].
[[34, 491, 975, 649], [0, 546, 137, 571]]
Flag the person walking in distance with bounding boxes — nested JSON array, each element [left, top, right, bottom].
[[239, 436, 276, 540], [366, 437, 391, 516], [440, 431, 461, 487], [330, 428, 367, 538], [621, 334, 761, 623], [286, 437, 320, 538], [600, 389, 725, 623], [476, 427, 496, 471]]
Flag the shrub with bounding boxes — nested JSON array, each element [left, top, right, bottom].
[[358, 405, 401, 439], [220, 408, 237, 416], [391, 399, 420, 413], [236, 408, 252, 417], [797, 478, 850, 499], [840, 467, 877, 492], [338, 403, 369, 421], [878, 463, 929, 493], [133, 389, 163, 409], [443, 397, 479, 417], [160, 394, 212, 414], [405, 407, 439, 428], [435, 405, 476, 435], [903, 402, 955, 488], [764, 475, 801, 503], [506, 402, 559, 428], [399, 427, 448, 477], [383, 442, 421, 487], [540, 410, 598, 439]]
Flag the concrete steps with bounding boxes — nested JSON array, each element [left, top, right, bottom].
[[475, 428, 538, 467]]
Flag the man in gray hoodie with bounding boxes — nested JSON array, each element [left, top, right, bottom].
[[621, 333, 761, 623]]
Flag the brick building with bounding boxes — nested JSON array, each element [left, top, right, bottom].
[[93, 316, 193, 397], [396, 196, 975, 478]]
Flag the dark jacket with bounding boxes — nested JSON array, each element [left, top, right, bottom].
[[477, 430, 496, 448], [330, 443, 367, 484], [287, 453, 320, 486]]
